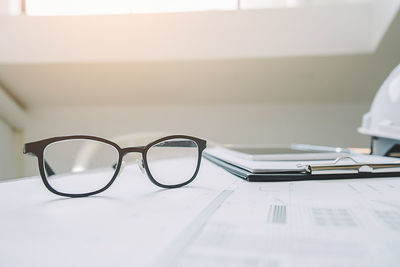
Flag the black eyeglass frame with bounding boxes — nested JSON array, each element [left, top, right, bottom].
[[23, 135, 207, 198]]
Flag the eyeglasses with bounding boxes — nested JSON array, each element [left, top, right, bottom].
[[23, 135, 206, 198]]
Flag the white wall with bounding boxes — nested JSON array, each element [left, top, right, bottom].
[[0, 0, 21, 175], [0, 118, 20, 179], [22, 103, 371, 177]]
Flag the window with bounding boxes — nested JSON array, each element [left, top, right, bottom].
[[25, 0, 372, 15], [26, 0, 238, 15]]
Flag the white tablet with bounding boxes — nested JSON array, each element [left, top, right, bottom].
[[218, 144, 353, 161]]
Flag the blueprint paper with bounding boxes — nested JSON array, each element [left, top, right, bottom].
[[160, 178, 400, 267], [0, 161, 236, 267], [1, 161, 400, 267]]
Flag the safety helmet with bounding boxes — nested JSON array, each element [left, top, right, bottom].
[[358, 63, 400, 156]]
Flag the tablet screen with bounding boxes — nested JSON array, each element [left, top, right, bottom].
[[229, 147, 326, 155]]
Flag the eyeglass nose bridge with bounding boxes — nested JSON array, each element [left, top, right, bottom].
[[122, 146, 145, 155], [121, 146, 146, 175]]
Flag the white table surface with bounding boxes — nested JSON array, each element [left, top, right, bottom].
[[1, 160, 400, 267]]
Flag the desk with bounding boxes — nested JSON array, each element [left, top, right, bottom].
[[1, 161, 399, 267]]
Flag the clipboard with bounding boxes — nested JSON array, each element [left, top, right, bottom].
[[204, 148, 400, 182]]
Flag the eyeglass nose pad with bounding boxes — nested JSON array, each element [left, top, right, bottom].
[[136, 159, 145, 174], [120, 160, 126, 171], [113, 161, 125, 172]]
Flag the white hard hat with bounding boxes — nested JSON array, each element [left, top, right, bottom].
[[358, 63, 400, 156]]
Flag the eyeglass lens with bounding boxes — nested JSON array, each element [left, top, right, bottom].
[[146, 138, 199, 186], [43, 139, 119, 195]]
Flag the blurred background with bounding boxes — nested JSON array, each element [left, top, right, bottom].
[[0, 0, 400, 179]]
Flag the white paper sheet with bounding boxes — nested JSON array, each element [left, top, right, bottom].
[[0, 161, 236, 267], [158, 178, 400, 267], [1, 161, 400, 267]]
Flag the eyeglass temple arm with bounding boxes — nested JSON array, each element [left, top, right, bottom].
[[23, 145, 56, 177], [44, 161, 56, 177]]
